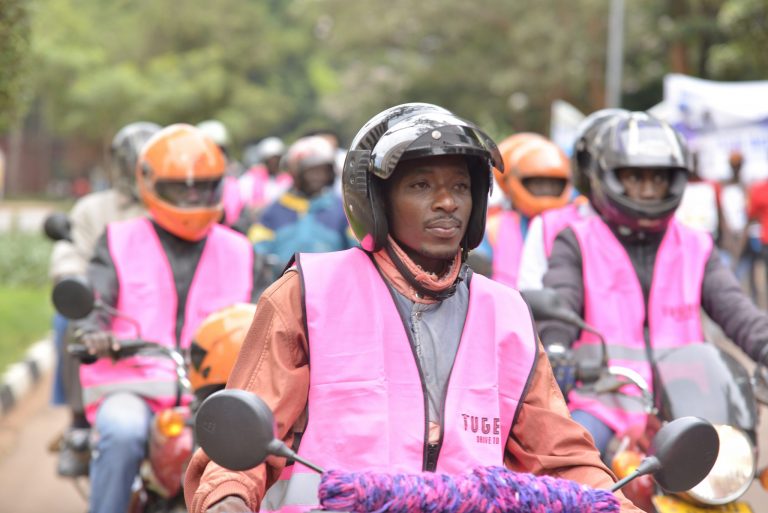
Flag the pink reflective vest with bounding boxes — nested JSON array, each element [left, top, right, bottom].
[[80, 217, 253, 422], [490, 210, 524, 287], [541, 203, 583, 257], [258, 248, 538, 513], [239, 166, 293, 210], [568, 216, 712, 435], [222, 175, 244, 225]]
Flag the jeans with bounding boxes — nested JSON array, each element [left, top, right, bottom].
[[571, 409, 614, 457], [90, 392, 152, 513], [51, 313, 69, 406]]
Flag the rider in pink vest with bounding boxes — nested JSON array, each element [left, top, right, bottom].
[[539, 111, 768, 456], [481, 134, 572, 288], [74, 125, 256, 513], [79, 217, 252, 422], [186, 104, 642, 513]]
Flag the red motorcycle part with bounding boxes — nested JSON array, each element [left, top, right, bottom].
[[146, 406, 193, 497]]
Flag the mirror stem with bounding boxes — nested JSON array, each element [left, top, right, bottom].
[[267, 440, 325, 474], [610, 456, 661, 492]]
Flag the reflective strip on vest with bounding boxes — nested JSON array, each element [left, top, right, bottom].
[[80, 218, 253, 423], [569, 216, 711, 435], [82, 379, 179, 407], [491, 211, 523, 287], [261, 248, 537, 513]]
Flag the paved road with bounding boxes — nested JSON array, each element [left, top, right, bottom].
[[0, 372, 85, 513]]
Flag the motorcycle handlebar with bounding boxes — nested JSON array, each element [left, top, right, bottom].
[[67, 339, 166, 361]]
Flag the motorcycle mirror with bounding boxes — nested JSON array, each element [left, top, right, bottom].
[[612, 416, 719, 493], [195, 389, 324, 473], [42, 212, 72, 242], [51, 276, 96, 320], [521, 288, 610, 368], [520, 288, 585, 326]]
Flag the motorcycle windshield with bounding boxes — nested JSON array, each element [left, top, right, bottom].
[[653, 344, 757, 433]]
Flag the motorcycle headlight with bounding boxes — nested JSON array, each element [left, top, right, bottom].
[[684, 424, 755, 505]]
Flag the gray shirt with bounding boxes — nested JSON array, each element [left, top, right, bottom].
[[388, 268, 470, 425]]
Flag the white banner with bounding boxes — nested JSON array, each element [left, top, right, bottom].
[[549, 100, 585, 157], [663, 74, 768, 183]]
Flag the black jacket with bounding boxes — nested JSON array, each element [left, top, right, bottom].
[[539, 224, 768, 363]]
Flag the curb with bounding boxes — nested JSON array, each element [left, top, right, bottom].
[[0, 338, 54, 417]]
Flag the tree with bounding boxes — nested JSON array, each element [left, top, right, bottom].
[[0, 0, 30, 133]]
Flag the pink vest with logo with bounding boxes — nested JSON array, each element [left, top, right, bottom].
[[568, 216, 711, 435], [541, 203, 583, 257], [80, 218, 253, 422], [491, 211, 524, 288], [259, 248, 537, 513]]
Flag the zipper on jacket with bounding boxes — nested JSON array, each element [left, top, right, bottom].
[[426, 268, 471, 472], [425, 443, 440, 472]]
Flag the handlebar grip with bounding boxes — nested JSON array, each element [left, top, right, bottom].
[[66, 344, 98, 364], [67, 339, 154, 362], [575, 362, 602, 383]]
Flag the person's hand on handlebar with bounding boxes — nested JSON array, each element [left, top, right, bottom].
[[206, 496, 252, 513], [80, 331, 120, 358]]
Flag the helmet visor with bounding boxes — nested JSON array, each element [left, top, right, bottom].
[[154, 178, 223, 208], [370, 113, 502, 179]]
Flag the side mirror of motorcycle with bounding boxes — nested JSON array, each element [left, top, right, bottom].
[[43, 212, 72, 242], [52, 276, 96, 320], [195, 389, 324, 473], [521, 288, 610, 368], [612, 416, 719, 493]]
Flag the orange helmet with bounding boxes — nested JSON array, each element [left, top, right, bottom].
[[189, 303, 256, 395], [494, 133, 572, 218], [137, 124, 226, 241]]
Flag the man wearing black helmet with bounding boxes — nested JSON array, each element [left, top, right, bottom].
[[48, 121, 161, 477], [185, 104, 641, 513], [540, 111, 768, 456]]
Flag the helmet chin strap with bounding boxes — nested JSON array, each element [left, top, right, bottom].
[[384, 243, 462, 301]]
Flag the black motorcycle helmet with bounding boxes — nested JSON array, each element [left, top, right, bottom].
[[111, 121, 162, 196], [588, 111, 691, 235], [343, 103, 503, 255], [571, 108, 629, 197]]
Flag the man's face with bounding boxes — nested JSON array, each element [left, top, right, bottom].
[[296, 164, 334, 198], [265, 155, 282, 176], [386, 155, 472, 272], [616, 167, 671, 203]]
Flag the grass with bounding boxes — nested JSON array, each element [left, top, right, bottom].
[[0, 231, 55, 373], [0, 286, 53, 373]]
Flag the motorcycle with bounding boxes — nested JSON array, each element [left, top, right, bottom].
[[192, 389, 719, 513], [52, 276, 193, 513], [522, 288, 768, 513]]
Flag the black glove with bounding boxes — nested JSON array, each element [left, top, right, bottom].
[[545, 342, 576, 396]]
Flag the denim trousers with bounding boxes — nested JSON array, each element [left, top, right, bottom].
[[89, 392, 152, 513], [571, 409, 615, 457]]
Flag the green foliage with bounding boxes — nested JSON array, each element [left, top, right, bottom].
[[0, 285, 52, 373], [20, 0, 768, 154], [710, 0, 768, 79], [0, 0, 31, 132], [0, 232, 53, 287], [29, 0, 321, 146]]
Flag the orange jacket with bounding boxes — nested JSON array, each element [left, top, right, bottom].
[[184, 251, 641, 513]]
